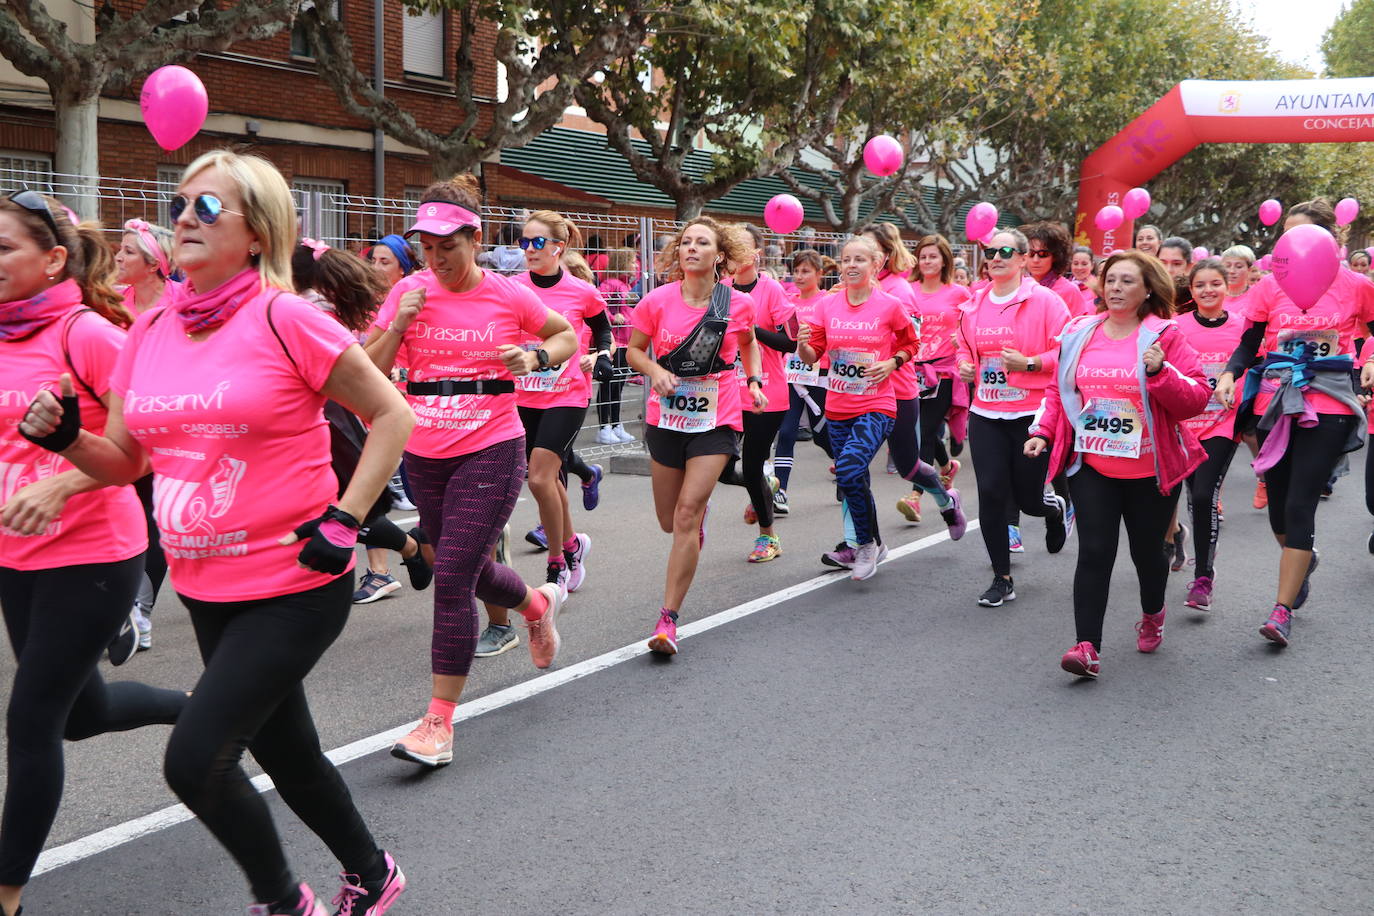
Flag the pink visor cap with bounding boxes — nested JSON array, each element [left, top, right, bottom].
[[406, 200, 482, 237]]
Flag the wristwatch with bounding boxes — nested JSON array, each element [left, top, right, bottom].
[[747, 375, 764, 388], [1027, 357, 1038, 372], [535, 348, 551, 370]]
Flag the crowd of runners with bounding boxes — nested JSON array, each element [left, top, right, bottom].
[[1, 151, 1372, 914]]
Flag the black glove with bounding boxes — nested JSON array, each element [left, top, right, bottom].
[[20, 391, 81, 453], [593, 353, 616, 382], [289, 506, 360, 575]]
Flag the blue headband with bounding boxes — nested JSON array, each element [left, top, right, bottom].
[[376, 234, 415, 275]]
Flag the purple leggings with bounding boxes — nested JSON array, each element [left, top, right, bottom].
[[404, 438, 529, 677]]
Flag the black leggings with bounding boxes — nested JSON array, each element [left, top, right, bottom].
[[0, 556, 186, 886], [891, 398, 947, 495], [917, 377, 954, 470], [166, 574, 383, 904], [720, 409, 788, 527], [565, 450, 595, 485], [969, 413, 1056, 576], [1068, 465, 1180, 650], [1256, 414, 1356, 551], [773, 384, 831, 491], [596, 350, 629, 427], [1365, 425, 1374, 517], [1185, 436, 1239, 579], [134, 474, 168, 611]]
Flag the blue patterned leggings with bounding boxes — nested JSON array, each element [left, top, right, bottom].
[[828, 412, 896, 547]]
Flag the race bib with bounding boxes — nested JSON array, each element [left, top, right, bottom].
[[785, 352, 821, 387], [659, 377, 719, 433], [517, 344, 571, 392], [1076, 397, 1144, 458], [976, 356, 1028, 404], [827, 348, 878, 395], [1276, 327, 1340, 359], [1201, 359, 1228, 414]]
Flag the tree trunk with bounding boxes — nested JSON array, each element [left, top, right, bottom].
[[675, 193, 704, 222], [53, 93, 100, 221]]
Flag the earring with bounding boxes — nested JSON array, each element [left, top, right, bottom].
[[249, 247, 260, 256]]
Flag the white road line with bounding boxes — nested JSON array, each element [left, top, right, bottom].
[[33, 520, 976, 877]]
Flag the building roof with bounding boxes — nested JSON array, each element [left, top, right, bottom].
[[500, 126, 1013, 229]]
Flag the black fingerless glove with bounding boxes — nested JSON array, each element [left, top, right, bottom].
[[291, 506, 360, 575], [20, 392, 81, 453], [593, 353, 616, 382]]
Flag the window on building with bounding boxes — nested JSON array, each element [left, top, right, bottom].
[[0, 152, 54, 192], [293, 177, 346, 245], [290, 0, 339, 60], [403, 9, 445, 78], [155, 165, 183, 227]]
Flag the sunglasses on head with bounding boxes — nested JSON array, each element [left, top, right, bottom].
[[982, 245, 1022, 260], [518, 236, 559, 251], [169, 193, 243, 225], [8, 188, 62, 240]]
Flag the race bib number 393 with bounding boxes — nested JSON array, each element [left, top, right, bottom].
[[659, 377, 719, 433], [976, 356, 1028, 403]]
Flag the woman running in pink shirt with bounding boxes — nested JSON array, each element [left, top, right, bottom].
[[21, 151, 413, 915]]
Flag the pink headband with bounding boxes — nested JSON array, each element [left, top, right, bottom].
[[301, 237, 330, 260], [124, 219, 170, 278], [405, 200, 482, 238]]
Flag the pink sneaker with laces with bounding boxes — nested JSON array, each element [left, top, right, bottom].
[[247, 883, 326, 915], [390, 713, 453, 768], [1136, 607, 1166, 653], [526, 583, 563, 669], [1060, 641, 1100, 678], [648, 609, 678, 655], [331, 851, 406, 916]]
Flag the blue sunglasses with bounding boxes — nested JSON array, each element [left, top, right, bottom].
[[170, 193, 243, 225]]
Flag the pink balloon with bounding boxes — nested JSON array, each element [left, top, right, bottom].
[[1122, 188, 1151, 220], [1271, 223, 1340, 309], [1258, 199, 1282, 227], [763, 194, 804, 235], [1094, 206, 1124, 231], [862, 135, 904, 177], [1336, 197, 1360, 226], [964, 202, 998, 242], [1258, 254, 1272, 271], [1366, 247, 1374, 258], [140, 66, 208, 152], [1191, 246, 1209, 262]]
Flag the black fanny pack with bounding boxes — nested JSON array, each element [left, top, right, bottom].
[[657, 283, 733, 378]]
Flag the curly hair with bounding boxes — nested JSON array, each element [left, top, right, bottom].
[[654, 217, 751, 283]]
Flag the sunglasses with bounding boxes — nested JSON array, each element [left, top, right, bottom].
[[8, 188, 62, 240], [518, 236, 558, 251], [169, 193, 243, 225], [982, 246, 1022, 260], [1027, 250, 1053, 259]]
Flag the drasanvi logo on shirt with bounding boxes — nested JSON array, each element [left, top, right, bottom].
[[829, 317, 881, 332], [410, 321, 497, 343], [153, 454, 248, 555], [0, 453, 65, 537], [1077, 366, 1139, 380], [0, 387, 39, 410], [1279, 313, 1339, 328], [125, 380, 231, 415]]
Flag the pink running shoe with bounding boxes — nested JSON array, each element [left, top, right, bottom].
[[1060, 641, 1100, 678], [1136, 607, 1166, 653], [247, 882, 327, 915], [1184, 576, 1213, 612], [648, 609, 678, 655], [939, 459, 961, 489], [526, 583, 563, 669], [390, 713, 453, 768], [332, 851, 406, 916]]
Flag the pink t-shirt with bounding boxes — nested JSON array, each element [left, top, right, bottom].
[[513, 271, 606, 410], [1176, 310, 1247, 441], [597, 277, 635, 347], [805, 287, 918, 421], [632, 281, 754, 432], [790, 290, 831, 371], [111, 291, 357, 602], [1074, 326, 1155, 480], [879, 273, 921, 400], [966, 298, 1045, 416], [732, 273, 795, 412], [912, 283, 972, 364], [374, 270, 550, 457], [1, 308, 146, 571], [1076, 284, 1098, 317], [1246, 271, 1374, 416], [1043, 275, 1083, 316]]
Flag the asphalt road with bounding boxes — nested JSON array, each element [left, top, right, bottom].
[[6, 435, 1374, 914]]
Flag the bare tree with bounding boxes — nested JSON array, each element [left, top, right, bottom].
[[299, 0, 651, 179], [0, 1, 302, 211]]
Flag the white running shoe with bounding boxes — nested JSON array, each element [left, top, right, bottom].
[[596, 426, 620, 445], [851, 541, 880, 581], [612, 424, 636, 442]]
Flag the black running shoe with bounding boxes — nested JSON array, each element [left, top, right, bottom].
[[107, 610, 138, 666], [1044, 495, 1068, 554], [401, 527, 433, 591], [978, 576, 1016, 607], [1170, 524, 1189, 572], [1292, 548, 1319, 610]]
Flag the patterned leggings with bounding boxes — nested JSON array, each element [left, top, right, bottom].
[[404, 439, 529, 677], [829, 412, 896, 547]]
